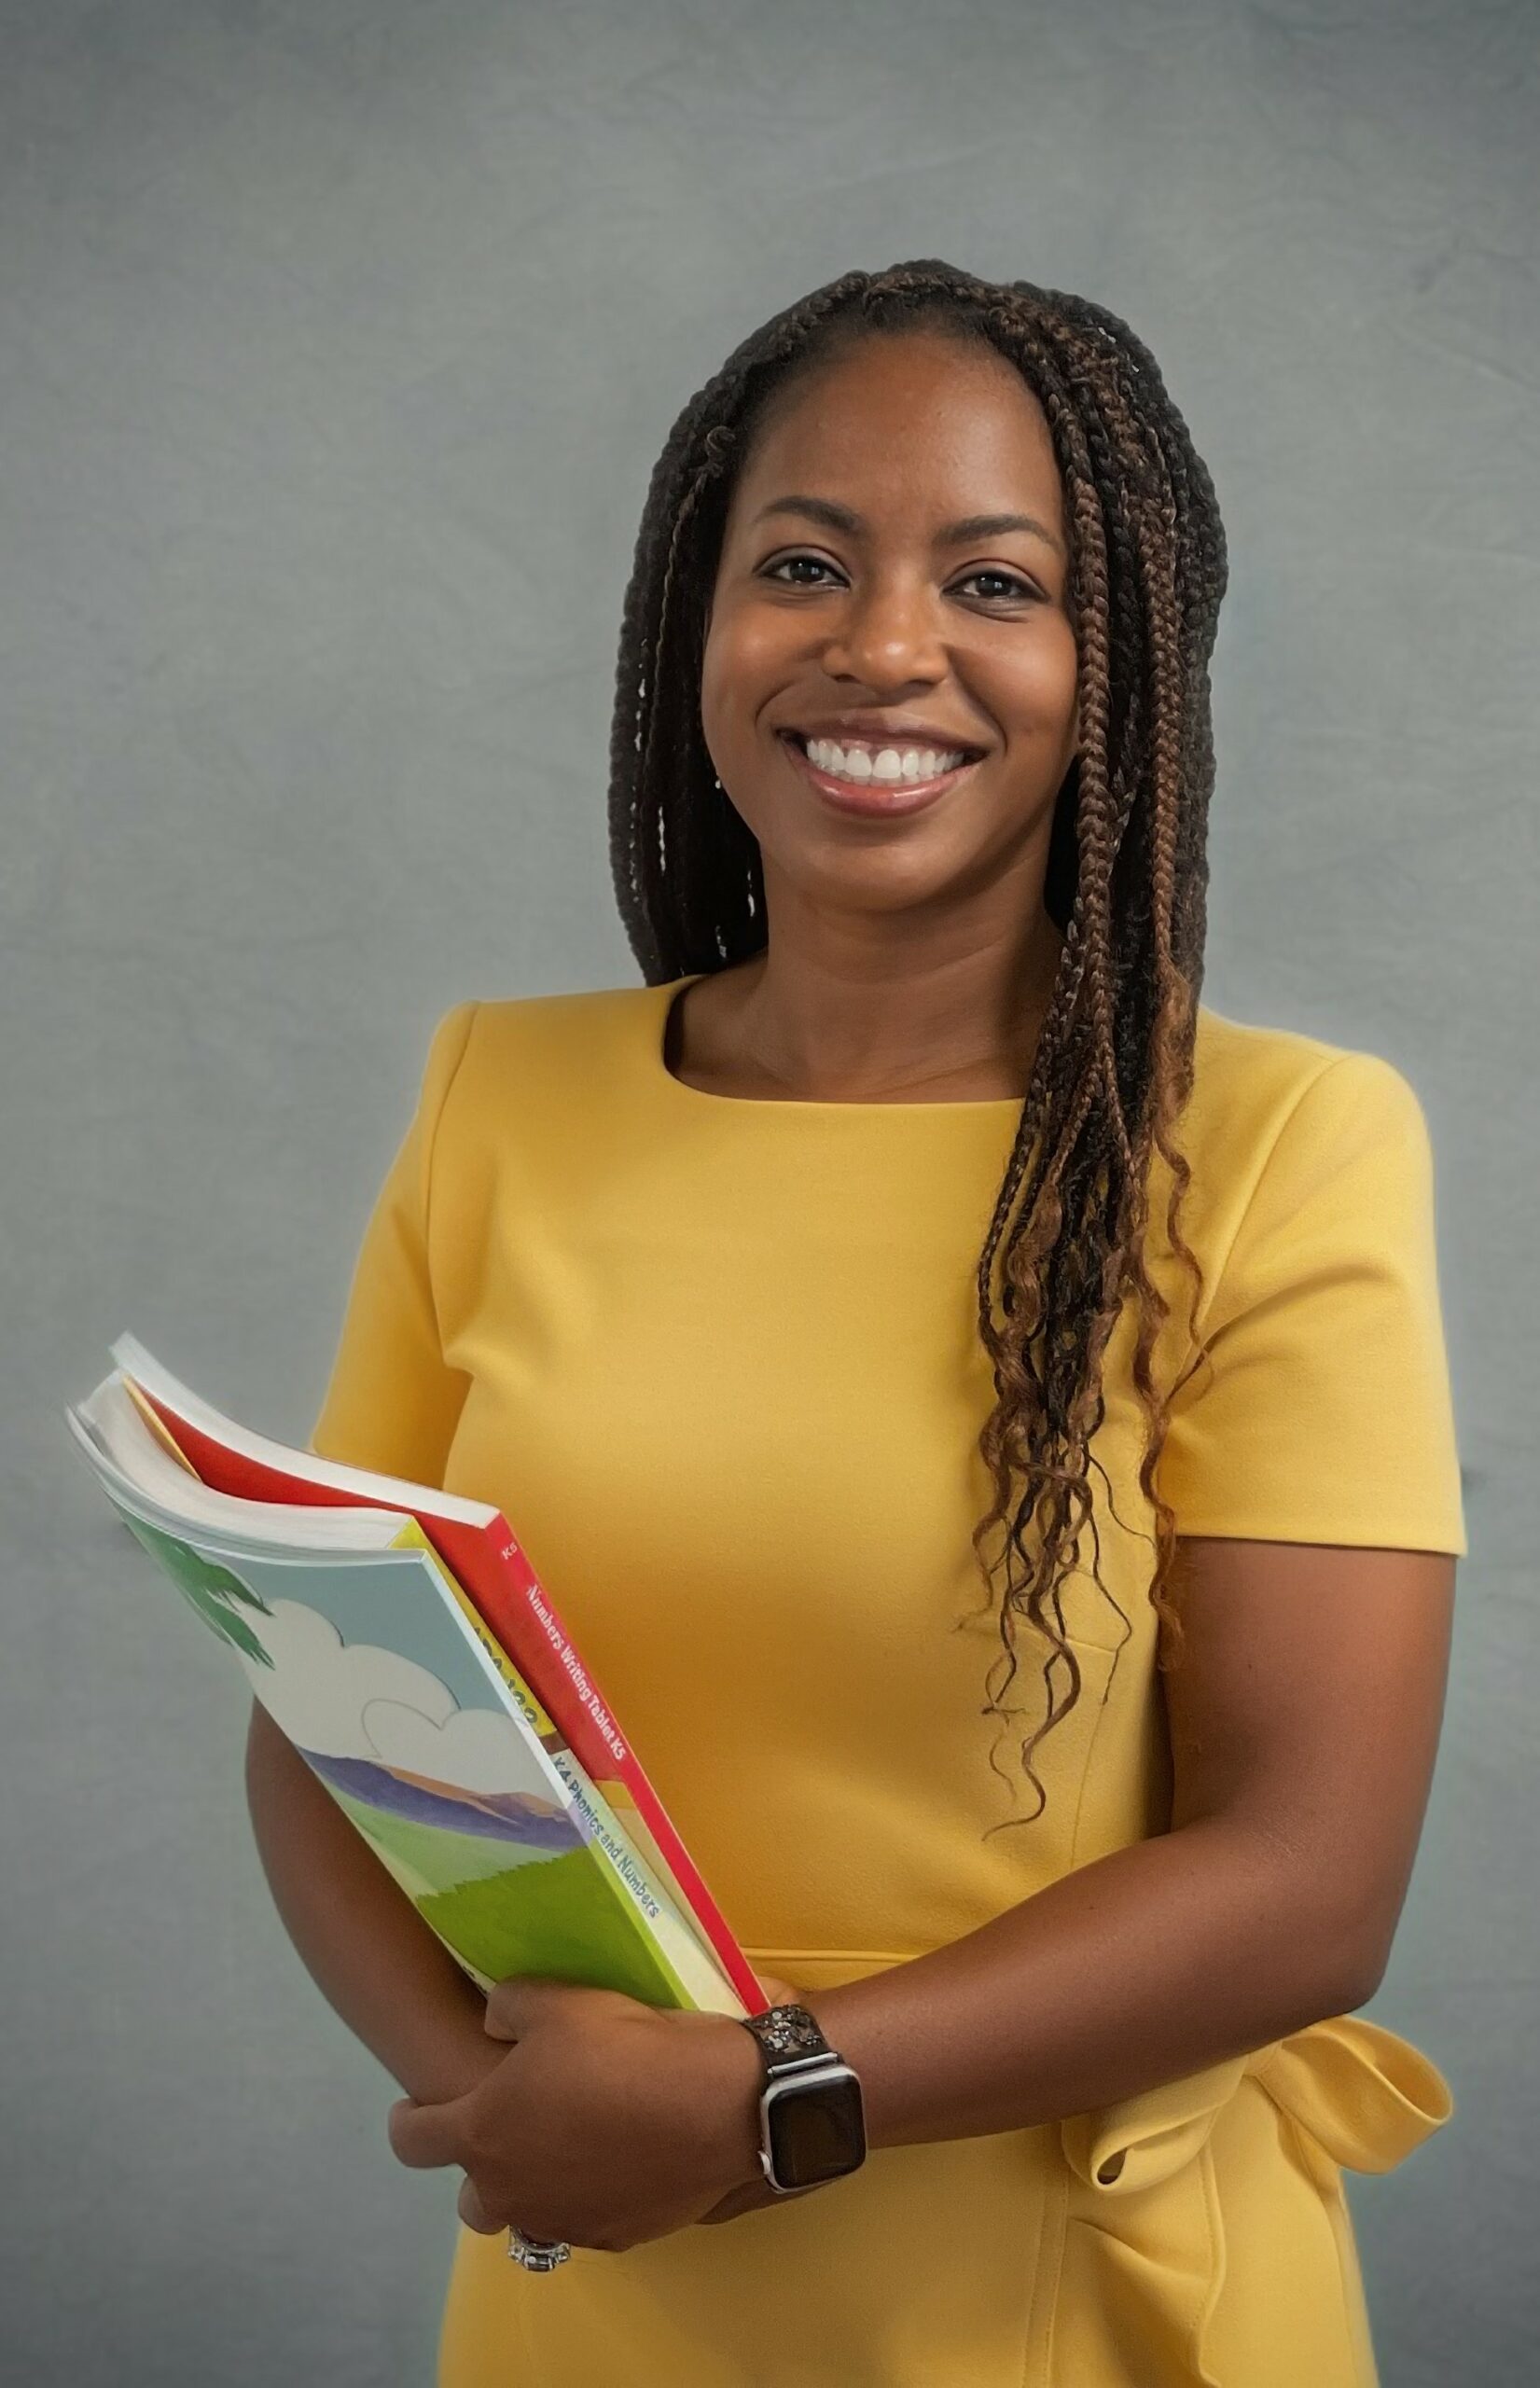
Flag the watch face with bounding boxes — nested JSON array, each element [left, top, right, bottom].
[[765, 2068, 867, 2189]]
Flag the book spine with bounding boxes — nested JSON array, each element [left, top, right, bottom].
[[439, 1519, 766, 2013], [543, 1753, 703, 2008], [421, 1536, 725, 2010]]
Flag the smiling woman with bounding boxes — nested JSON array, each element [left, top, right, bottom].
[[261, 260, 1467, 2388], [697, 333, 1082, 1008]]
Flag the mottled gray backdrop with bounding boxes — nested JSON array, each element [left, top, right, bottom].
[[5, 1, 1534, 2381]]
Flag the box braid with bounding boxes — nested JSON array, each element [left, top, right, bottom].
[[607, 260, 1228, 1831]]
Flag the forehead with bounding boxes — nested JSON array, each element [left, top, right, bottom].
[[728, 330, 1064, 532]]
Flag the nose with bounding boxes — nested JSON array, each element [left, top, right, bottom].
[[820, 572, 945, 692]]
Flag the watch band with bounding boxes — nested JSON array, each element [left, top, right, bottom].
[[739, 2002, 839, 2067], [736, 2003, 867, 2194]]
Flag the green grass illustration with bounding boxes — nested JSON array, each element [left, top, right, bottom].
[[326, 1791, 559, 1893], [417, 1847, 678, 2004]]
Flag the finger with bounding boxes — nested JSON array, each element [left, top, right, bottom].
[[484, 1973, 562, 2041], [482, 1978, 524, 2042], [387, 2094, 468, 2172], [457, 2173, 506, 2234]]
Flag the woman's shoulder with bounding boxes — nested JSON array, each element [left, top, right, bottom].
[[1182, 1001, 1439, 1268], [410, 980, 668, 1136], [1189, 1000, 1429, 1156], [455, 979, 661, 1050]]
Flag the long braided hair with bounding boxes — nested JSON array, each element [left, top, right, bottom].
[[607, 260, 1228, 1828]]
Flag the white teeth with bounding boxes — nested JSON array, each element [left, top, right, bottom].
[[803, 736, 968, 786]]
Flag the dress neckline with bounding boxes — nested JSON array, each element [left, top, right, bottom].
[[650, 973, 1031, 1117]]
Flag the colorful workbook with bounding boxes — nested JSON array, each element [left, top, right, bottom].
[[67, 1343, 762, 2019]]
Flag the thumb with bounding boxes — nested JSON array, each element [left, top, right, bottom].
[[484, 1972, 628, 2043], [483, 1972, 567, 2044]]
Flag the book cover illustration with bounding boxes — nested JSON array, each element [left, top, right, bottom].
[[107, 1333, 765, 2013], [100, 1490, 701, 2009]]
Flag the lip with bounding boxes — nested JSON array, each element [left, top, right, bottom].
[[778, 729, 978, 819], [788, 715, 988, 754]]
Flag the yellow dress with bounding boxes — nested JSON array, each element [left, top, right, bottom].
[[311, 974, 1467, 2388]]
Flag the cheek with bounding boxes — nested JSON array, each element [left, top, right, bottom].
[[701, 599, 799, 740], [977, 619, 1079, 730]]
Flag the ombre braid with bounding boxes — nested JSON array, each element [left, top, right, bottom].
[[607, 261, 1228, 1830]]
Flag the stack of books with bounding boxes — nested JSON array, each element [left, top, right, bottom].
[[67, 1337, 761, 2020]]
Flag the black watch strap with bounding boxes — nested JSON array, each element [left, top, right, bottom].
[[737, 2003, 837, 2070]]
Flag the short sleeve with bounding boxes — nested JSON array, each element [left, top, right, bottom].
[[308, 1002, 479, 1488], [1158, 1051, 1467, 1554]]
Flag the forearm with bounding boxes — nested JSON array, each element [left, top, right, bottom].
[[244, 1701, 501, 2107], [803, 1817, 1376, 2152]]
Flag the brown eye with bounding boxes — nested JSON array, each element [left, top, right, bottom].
[[952, 569, 1040, 604], [761, 553, 844, 587]]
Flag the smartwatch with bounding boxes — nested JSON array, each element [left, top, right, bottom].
[[735, 2003, 867, 2194]]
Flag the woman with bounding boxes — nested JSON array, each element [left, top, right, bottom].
[[246, 260, 1465, 2386]]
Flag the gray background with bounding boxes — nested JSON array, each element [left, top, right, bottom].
[[6, 1, 1534, 2381]]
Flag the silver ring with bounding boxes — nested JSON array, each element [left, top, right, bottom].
[[506, 2227, 573, 2272]]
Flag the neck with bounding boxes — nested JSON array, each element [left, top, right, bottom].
[[708, 904, 1065, 1105]]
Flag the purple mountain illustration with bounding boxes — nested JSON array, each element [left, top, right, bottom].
[[301, 1750, 587, 1853]]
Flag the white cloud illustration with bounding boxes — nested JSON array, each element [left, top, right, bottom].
[[360, 1698, 545, 1796], [234, 1598, 458, 1759]]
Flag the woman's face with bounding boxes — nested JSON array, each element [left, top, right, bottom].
[[700, 328, 1080, 925]]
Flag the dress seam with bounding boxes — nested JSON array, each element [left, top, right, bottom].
[[1019, 2160, 1068, 2388], [1174, 1050, 1353, 1375], [1279, 2108, 1375, 2386], [1194, 2140, 1228, 2387], [422, 999, 480, 1346], [1064, 1642, 1122, 1873]]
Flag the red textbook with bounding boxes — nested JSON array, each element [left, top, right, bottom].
[[111, 1333, 766, 2014]]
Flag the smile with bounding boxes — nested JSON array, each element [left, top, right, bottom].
[[778, 730, 982, 817]]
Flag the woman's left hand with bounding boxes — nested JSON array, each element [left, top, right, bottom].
[[386, 1972, 797, 2254]]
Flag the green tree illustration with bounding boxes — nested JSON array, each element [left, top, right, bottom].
[[123, 1516, 275, 1668]]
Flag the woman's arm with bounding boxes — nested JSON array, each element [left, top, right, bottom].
[[800, 1538, 1455, 2151], [368, 1535, 1454, 2250], [244, 1700, 504, 2107]]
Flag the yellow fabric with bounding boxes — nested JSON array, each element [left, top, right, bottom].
[[311, 976, 1465, 2388]]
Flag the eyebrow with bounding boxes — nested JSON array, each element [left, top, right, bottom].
[[749, 493, 1066, 561]]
